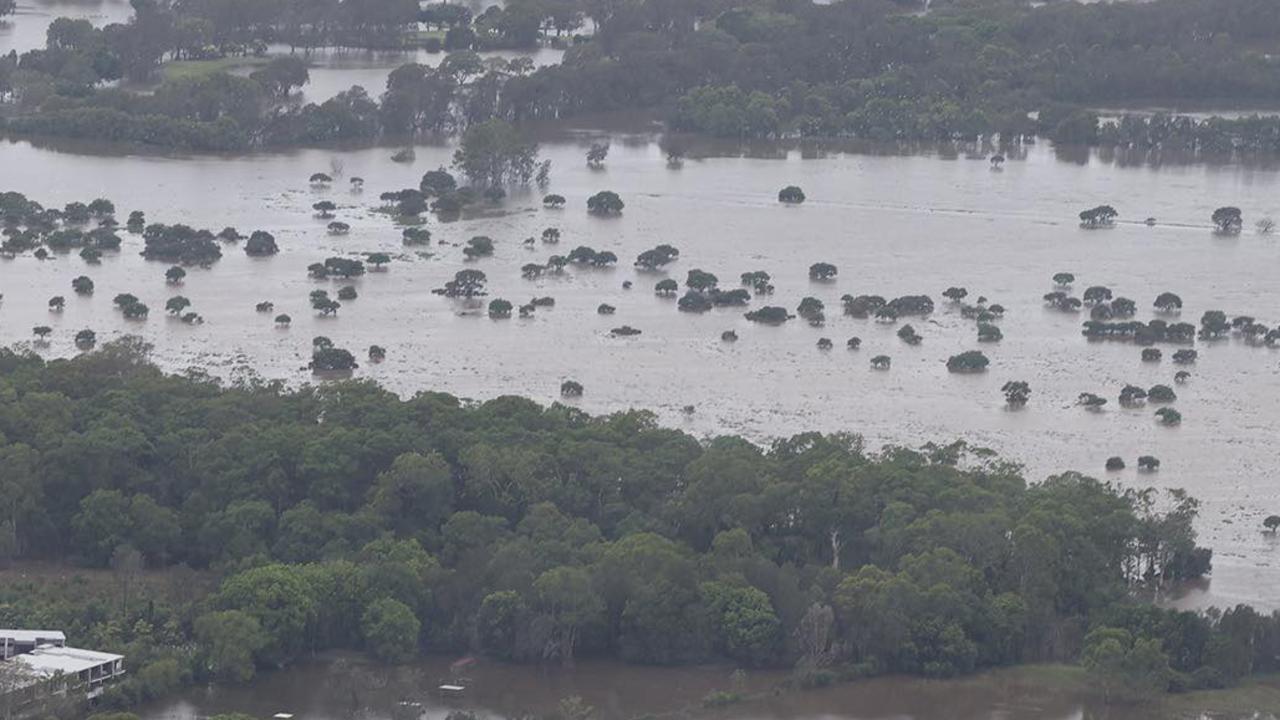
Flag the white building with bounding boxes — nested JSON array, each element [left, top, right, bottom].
[[0, 631, 66, 661], [0, 631, 125, 715], [9, 646, 126, 700]]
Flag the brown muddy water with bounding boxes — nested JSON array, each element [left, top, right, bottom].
[[3, 136, 1280, 613], [132, 654, 1270, 720]]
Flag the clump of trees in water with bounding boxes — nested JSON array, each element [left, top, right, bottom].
[[309, 336, 357, 372], [1, 191, 125, 258], [1079, 206, 1118, 228], [946, 350, 989, 373], [0, 342, 1250, 700]]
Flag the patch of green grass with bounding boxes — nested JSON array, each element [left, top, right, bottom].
[[160, 56, 272, 83]]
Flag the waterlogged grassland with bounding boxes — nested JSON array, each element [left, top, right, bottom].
[[159, 56, 272, 83]]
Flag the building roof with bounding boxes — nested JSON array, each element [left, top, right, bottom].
[[11, 646, 123, 679], [0, 630, 66, 644]]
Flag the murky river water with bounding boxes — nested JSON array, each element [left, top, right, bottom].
[[4, 135, 1280, 614], [133, 653, 1270, 720], [6, 1, 1280, 717]]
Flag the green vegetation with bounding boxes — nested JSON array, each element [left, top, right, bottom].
[[159, 56, 271, 84], [8, 0, 1278, 154], [0, 337, 1261, 712]]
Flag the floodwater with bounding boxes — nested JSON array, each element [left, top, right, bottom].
[[248, 44, 566, 106], [1, 1, 564, 107], [133, 653, 1267, 720], [5, 0, 1280, 617], [3, 135, 1280, 613], [0, 0, 135, 54]]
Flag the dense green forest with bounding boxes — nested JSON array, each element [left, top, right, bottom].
[[2, 0, 1280, 152], [0, 338, 1276, 712]]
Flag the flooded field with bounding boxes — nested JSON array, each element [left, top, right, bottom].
[[3, 134, 1280, 614], [1, 0, 563, 105], [134, 653, 1275, 720], [0, 0, 135, 54]]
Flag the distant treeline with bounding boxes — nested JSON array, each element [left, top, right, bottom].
[[0, 338, 1274, 710], [2, 0, 1280, 153]]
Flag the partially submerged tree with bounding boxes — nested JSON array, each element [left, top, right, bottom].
[[434, 269, 488, 298], [1211, 206, 1243, 234], [587, 191, 625, 216], [745, 306, 792, 325], [1078, 392, 1108, 409], [778, 186, 805, 204], [585, 142, 610, 168], [453, 119, 540, 188], [488, 299, 513, 319], [1079, 205, 1118, 227], [809, 262, 837, 281], [946, 350, 989, 373], [1002, 381, 1030, 407]]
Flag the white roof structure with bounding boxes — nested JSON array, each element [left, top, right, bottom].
[[11, 646, 123, 679], [0, 630, 66, 645]]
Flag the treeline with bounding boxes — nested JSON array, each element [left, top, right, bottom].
[[0, 338, 1270, 706], [4, 0, 1280, 153]]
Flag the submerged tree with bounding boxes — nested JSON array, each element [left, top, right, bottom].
[[488, 299, 513, 319], [434, 269, 488, 298], [245, 231, 279, 256], [1002, 381, 1030, 407], [1079, 205, 1118, 227], [946, 351, 988, 372], [587, 191, 625, 216], [1078, 393, 1108, 409], [809, 262, 838, 281], [586, 142, 610, 168], [1211, 206, 1243, 234], [745, 306, 791, 325], [655, 279, 679, 296], [778, 186, 806, 204], [636, 244, 680, 270], [453, 119, 539, 188]]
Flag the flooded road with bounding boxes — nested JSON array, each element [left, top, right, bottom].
[[2, 135, 1280, 613]]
